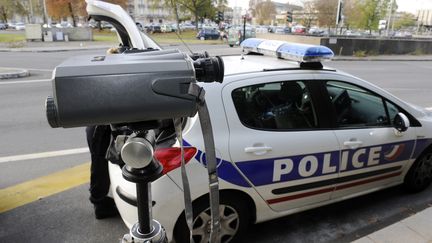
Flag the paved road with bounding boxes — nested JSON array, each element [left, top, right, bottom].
[[0, 48, 431, 242]]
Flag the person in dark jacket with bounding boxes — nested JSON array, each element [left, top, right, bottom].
[[86, 125, 119, 219]]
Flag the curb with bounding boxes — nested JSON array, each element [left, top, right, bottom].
[[0, 68, 30, 79]]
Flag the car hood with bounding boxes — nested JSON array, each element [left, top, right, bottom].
[[407, 103, 432, 117], [86, 0, 160, 50]]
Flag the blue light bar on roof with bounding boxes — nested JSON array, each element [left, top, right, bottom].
[[241, 38, 334, 63], [257, 39, 286, 56], [241, 38, 265, 52]]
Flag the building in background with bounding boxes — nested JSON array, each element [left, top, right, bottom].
[[417, 9, 432, 30], [128, 0, 172, 24]]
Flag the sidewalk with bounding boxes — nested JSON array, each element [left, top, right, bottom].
[[353, 207, 432, 243]]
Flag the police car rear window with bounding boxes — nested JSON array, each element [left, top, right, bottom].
[[232, 81, 318, 130]]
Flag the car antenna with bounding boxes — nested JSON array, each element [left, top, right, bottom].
[[174, 31, 194, 55]]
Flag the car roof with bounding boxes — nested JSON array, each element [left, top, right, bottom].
[[222, 54, 334, 76]]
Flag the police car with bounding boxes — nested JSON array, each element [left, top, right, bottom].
[[86, 1, 432, 242]]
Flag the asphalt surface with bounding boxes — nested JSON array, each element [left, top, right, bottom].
[[0, 46, 432, 242]]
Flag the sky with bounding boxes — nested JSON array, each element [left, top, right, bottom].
[[227, 0, 432, 14]]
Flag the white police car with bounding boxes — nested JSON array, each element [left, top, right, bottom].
[[85, 1, 432, 242]]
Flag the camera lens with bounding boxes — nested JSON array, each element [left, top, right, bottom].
[[193, 56, 224, 83], [45, 96, 59, 128]]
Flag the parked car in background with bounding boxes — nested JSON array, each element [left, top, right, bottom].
[[7, 22, 16, 29], [171, 24, 178, 32], [147, 25, 162, 34], [55, 22, 73, 28], [227, 26, 256, 47], [15, 23, 25, 30], [292, 25, 306, 34], [0, 23, 7, 30], [101, 21, 113, 29], [160, 24, 173, 33], [196, 28, 220, 40], [180, 23, 195, 31], [255, 26, 269, 33], [309, 27, 325, 35]]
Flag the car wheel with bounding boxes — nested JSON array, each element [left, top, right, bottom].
[[174, 195, 250, 243], [404, 150, 432, 192]]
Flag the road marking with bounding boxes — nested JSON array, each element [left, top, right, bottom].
[[0, 79, 51, 85], [0, 163, 90, 213], [24, 68, 53, 72], [0, 67, 53, 72], [0, 147, 89, 164]]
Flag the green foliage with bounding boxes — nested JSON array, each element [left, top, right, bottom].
[[255, 0, 276, 25], [0, 33, 25, 43], [411, 49, 424, 55], [177, 0, 216, 29], [393, 12, 416, 29], [314, 0, 338, 27], [345, 0, 394, 31], [353, 50, 367, 57], [0, 0, 31, 22]]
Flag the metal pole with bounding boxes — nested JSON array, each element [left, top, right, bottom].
[[335, 0, 342, 34], [243, 15, 246, 43], [385, 0, 394, 36], [43, 0, 48, 24], [29, 0, 34, 23], [136, 183, 153, 234]]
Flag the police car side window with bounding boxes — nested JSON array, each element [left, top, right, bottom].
[[326, 81, 390, 128], [232, 81, 317, 130], [385, 101, 400, 125]]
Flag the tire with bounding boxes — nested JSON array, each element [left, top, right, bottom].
[[174, 195, 250, 243], [229, 44, 234, 47], [404, 150, 432, 192]]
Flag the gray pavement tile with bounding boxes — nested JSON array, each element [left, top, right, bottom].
[[401, 208, 432, 240], [352, 236, 376, 243], [366, 223, 428, 243]]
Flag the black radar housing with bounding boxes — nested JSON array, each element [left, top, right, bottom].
[[45, 49, 224, 128]]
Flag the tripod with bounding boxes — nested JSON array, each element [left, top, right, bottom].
[[120, 130, 167, 243]]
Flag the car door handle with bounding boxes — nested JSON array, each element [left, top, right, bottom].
[[244, 146, 272, 154], [343, 140, 363, 149]]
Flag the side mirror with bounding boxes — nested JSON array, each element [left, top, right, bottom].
[[394, 113, 410, 132]]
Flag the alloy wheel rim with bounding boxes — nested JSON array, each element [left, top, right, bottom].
[[415, 153, 432, 185], [192, 204, 240, 243]]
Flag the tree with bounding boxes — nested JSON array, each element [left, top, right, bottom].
[[177, 0, 215, 30], [0, 0, 14, 23], [300, 0, 316, 28], [254, 0, 275, 25], [314, 0, 338, 27], [344, 0, 392, 33], [149, 0, 182, 33], [46, 0, 85, 24], [46, 0, 126, 25], [0, 0, 43, 23], [393, 12, 416, 30]]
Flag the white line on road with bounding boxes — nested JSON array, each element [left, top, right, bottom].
[[0, 79, 51, 85], [24, 68, 53, 72], [0, 67, 53, 72], [0, 148, 89, 164]]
